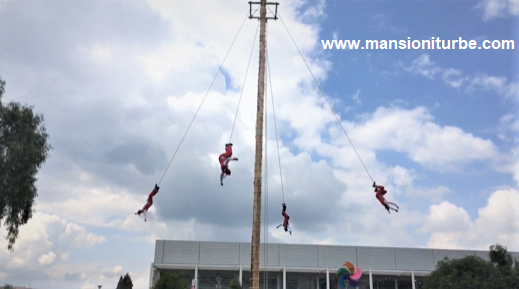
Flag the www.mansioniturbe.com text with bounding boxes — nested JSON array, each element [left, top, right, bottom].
[[321, 37, 514, 50]]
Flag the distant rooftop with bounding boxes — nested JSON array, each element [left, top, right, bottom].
[[0, 286, 41, 289]]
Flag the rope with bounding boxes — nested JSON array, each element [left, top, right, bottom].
[[156, 11, 253, 185], [265, 46, 285, 204], [229, 22, 260, 143], [275, 11, 375, 183]]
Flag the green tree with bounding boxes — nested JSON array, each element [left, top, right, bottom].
[[489, 244, 519, 288], [116, 272, 134, 289], [152, 273, 190, 289], [230, 279, 242, 289], [514, 257, 519, 287], [4, 285, 13, 289], [423, 244, 519, 289], [116, 276, 124, 288], [489, 244, 513, 271], [423, 255, 507, 289], [0, 77, 52, 251]]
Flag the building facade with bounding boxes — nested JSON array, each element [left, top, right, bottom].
[[150, 240, 519, 289]]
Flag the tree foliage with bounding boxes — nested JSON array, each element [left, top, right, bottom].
[[116, 272, 134, 289], [423, 243, 519, 289], [489, 244, 519, 288], [0, 77, 52, 251], [230, 279, 242, 289], [489, 244, 514, 271], [152, 273, 190, 289]]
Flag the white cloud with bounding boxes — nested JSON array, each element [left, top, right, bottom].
[[0, 212, 105, 259], [270, 227, 337, 245], [422, 189, 519, 250], [46, 262, 123, 283], [500, 113, 519, 130], [77, 267, 151, 289], [351, 89, 361, 104], [402, 54, 442, 79], [497, 114, 519, 185], [299, 0, 326, 21], [36, 183, 149, 227], [0, 212, 104, 249], [391, 99, 409, 106], [0, 212, 112, 287], [422, 201, 474, 234], [405, 186, 452, 202], [476, 0, 519, 21], [38, 252, 57, 265], [469, 74, 519, 100], [388, 165, 415, 187], [323, 106, 501, 171], [402, 54, 518, 101], [442, 68, 468, 88], [497, 113, 519, 142], [510, 149, 519, 186]]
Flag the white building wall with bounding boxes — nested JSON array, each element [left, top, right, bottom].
[[152, 240, 519, 272]]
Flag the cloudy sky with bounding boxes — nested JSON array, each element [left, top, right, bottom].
[[0, 0, 518, 288]]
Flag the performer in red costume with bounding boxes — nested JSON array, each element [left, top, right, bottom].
[[276, 203, 292, 234], [135, 184, 160, 221], [373, 182, 398, 213], [219, 143, 238, 186]]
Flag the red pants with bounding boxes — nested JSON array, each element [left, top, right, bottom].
[[143, 188, 158, 211], [282, 211, 289, 227], [219, 146, 233, 166], [219, 149, 232, 171]]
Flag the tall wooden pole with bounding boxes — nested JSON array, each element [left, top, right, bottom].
[[251, 1, 267, 289]]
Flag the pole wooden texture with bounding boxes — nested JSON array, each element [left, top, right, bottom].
[[250, 1, 267, 289]]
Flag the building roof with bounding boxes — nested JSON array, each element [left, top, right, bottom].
[[0, 287, 39, 289], [153, 240, 519, 275]]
